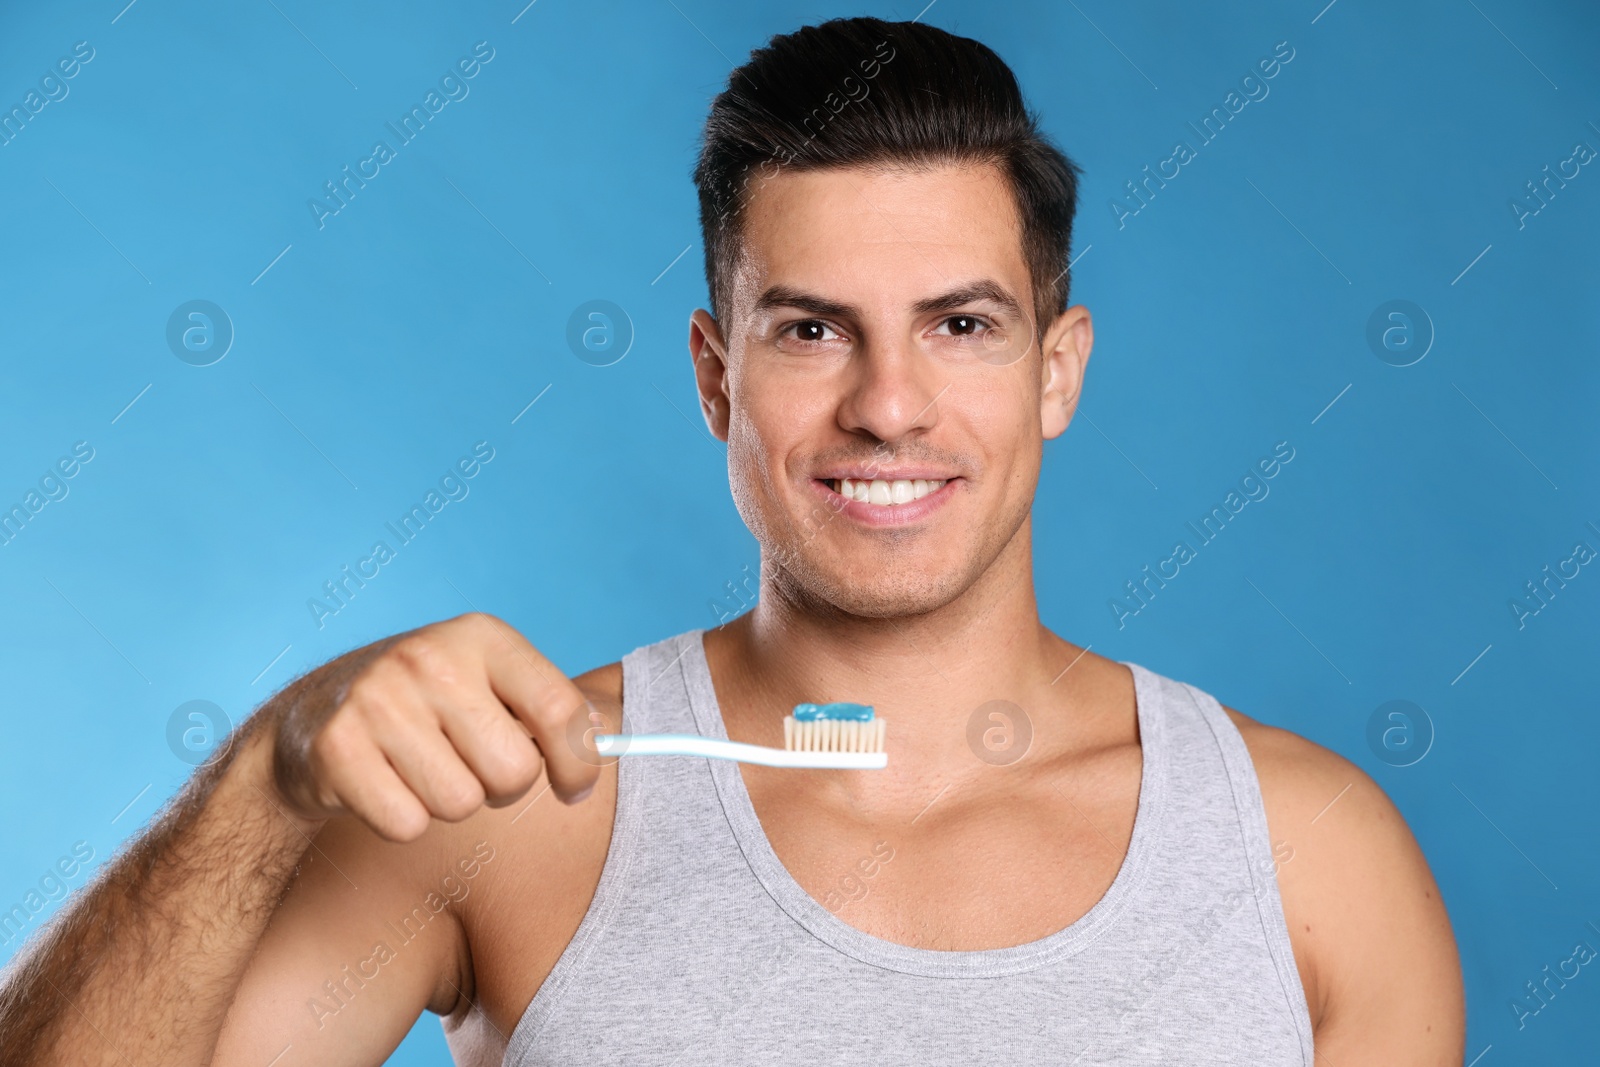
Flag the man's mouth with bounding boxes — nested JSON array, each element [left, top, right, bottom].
[[826, 477, 949, 506]]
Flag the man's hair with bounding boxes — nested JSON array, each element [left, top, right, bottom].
[[692, 16, 1083, 339]]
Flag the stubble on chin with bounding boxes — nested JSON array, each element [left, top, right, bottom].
[[762, 533, 974, 621]]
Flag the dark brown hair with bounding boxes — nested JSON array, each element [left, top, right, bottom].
[[692, 16, 1083, 337]]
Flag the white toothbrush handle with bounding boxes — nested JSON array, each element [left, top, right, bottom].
[[592, 733, 887, 769]]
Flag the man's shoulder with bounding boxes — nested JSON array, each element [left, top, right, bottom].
[[573, 659, 623, 703], [1219, 706, 1380, 828], [1218, 705, 1462, 1048], [1219, 704, 1427, 904]]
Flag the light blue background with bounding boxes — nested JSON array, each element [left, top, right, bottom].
[[2, 0, 1596, 1061]]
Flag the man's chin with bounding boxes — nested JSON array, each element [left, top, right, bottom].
[[774, 563, 965, 621]]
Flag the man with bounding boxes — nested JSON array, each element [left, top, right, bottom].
[[0, 15, 1462, 1065]]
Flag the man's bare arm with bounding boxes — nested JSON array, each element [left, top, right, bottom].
[[0, 706, 326, 1065], [0, 613, 601, 1066], [209, 787, 491, 1065]]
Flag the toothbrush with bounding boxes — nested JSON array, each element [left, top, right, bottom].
[[592, 701, 887, 769]]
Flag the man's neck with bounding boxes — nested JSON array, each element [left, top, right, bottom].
[[705, 524, 1098, 792]]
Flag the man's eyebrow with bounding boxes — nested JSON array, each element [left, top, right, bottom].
[[911, 280, 1024, 320], [751, 285, 856, 318], [751, 279, 1025, 321]]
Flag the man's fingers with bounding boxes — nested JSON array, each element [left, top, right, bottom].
[[315, 728, 431, 842], [476, 622, 602, 803], [383, 721, 496, 823], [284, 612, 604, 842], [434, 694, 546, 805]]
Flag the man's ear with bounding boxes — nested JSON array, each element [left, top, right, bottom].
[[1040, 305, 1093, 440], [689, 308, 731, 442]]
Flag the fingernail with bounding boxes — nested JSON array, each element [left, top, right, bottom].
[[569, 784, 595, 804]]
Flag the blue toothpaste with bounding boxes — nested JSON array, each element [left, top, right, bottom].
[[792, 701, 875, 722]]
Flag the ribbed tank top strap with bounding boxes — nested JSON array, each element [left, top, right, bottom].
[[621, 629, 703, 734], [1170, 676, 1315, 1059]]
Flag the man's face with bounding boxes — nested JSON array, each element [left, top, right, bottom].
[[691, 162, 1090, 619]]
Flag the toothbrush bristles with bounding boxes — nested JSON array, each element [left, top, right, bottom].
[[783, 716, 887, 753]]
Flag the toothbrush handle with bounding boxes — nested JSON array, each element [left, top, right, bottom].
[[592, 733, 886, 769]]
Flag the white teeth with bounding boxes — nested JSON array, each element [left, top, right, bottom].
[[834, 477, 948, 505]]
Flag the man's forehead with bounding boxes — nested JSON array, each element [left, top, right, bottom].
[[729, 161, 1028, 318]]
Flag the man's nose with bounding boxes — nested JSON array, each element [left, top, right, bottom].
[[835, 337, 945, 444]]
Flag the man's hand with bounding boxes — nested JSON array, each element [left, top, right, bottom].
[[271, 612, 604, 840]]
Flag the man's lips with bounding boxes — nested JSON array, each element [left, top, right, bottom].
[[809, 475, 960, 526]]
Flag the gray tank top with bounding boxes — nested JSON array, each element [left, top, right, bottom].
[[502, 629, 1314, 1065]]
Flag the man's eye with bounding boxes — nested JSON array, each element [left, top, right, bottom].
[[936, 314, 991, 338], [785, 320, 840, 343]]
